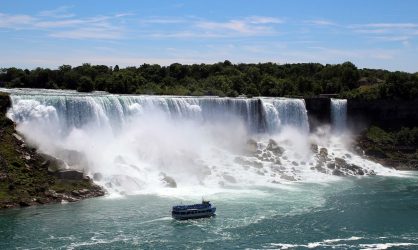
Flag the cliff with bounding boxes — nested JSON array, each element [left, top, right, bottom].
[[304, 97, 331, 131], [0, 92, 104, 208], [347, 98, 418, 131]]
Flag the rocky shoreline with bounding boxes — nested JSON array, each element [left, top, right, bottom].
[[0, 92, 105, 209], [354, 127, 418, 171]]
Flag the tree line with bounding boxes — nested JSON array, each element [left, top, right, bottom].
[[1, 61, 417, 100]]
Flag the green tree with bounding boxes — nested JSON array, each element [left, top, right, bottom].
[[77, 76, 94, 92]]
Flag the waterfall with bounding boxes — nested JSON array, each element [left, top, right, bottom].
[[1, 88, 394, 195], [4, 89, 309, 135], [331, 98, 347, 133], [262, 98, 309, 134]]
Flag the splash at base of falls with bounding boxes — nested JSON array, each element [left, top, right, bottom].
[[2, 88, 399, 196]]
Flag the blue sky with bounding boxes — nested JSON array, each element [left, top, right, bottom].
[[0, 0, 417, 72]]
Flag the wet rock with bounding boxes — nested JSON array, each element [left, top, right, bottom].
[[78, 189, 90, 195], [267, 139, 285, 156], [319, 148, 328, 157], [310, 144, 318, 154], [335, 157, 347, 168], [12, 133, 23, 142], [317, 148, 329, 165], [280, 174, 297, 181], [54, 170, 84, 180], [39, 153, 66, 173], [19, 199, 32, 207], [315, 164, 327, 173], [62, 195, 79, 202], [45, 189, 60, 199], [332, 169, 345, 176], [327, 163, 335, 169], [71, 190, 80, 196]]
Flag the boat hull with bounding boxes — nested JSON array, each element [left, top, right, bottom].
[[172, 208, 216, 220]]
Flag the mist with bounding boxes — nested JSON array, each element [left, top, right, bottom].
[[5, 89, 398, 196]]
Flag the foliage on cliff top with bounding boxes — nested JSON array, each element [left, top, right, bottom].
[[1, 61, 417, 99]]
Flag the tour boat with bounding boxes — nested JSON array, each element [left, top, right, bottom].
[[171, 200, 216, 220]]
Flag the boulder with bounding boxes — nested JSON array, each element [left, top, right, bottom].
[[332, 169, 345, 176], [318, 148, 329, 163], [335, 157, 347, 168], [39, 153, 66, 173], [19, 199, 32, 207], [310, 144, 318, 154], [280, 174, 297, 181], [267, 139, 285, 156]]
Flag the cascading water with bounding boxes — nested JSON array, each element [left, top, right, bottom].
[[331, 98, 348, 133], [261, 98, 309, 134], [1, 88, 396, 195]]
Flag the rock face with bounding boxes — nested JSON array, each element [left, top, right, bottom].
[[304, 97, 331, 131], [0, 92, 105, 209], [348, 98, 418, 131]]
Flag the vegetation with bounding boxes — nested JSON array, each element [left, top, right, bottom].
[[366, 126, 418, 147], [358, 126, 418, 170], [1, 61, 417, 99]]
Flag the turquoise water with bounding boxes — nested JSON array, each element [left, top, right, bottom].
[[1, 175, 418, 249]]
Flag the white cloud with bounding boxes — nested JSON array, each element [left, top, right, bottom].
[[195, 17, 279, 36], [50, 27, 124, 40], [363, 23, 418, 29], [140, 17, 186, 24], [247, 16, 284, 24], [0, 13, 36, 29], [305, 19, 336, 26], [0, 11, 128, 40], [38, 6, 75, 19]]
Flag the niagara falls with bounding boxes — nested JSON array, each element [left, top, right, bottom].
[[1, 0, 418, 249]]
